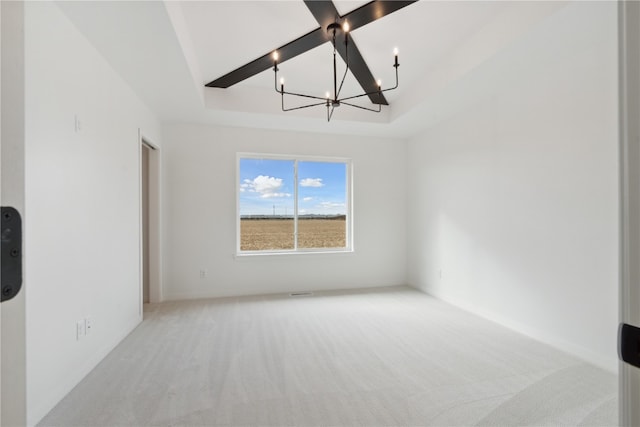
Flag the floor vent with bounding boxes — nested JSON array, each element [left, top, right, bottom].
[[289, 292, 314, 297]]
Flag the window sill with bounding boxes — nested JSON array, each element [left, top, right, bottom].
[[233, 249, 354, 260]]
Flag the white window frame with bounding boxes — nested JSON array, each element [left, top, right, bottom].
[[236, 152, 353, 255]]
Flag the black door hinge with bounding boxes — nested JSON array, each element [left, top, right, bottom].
[[1, 206, 22, 302], [619, 322, 640, 368]]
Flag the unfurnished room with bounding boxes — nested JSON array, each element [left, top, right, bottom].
[[1, 1, 640, 426]]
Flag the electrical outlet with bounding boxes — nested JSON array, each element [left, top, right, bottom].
[[199, 269, 207, 279], [76, 320, 85, 340], [85, 317, 93, 336]]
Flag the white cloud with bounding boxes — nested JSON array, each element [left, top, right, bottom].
[[319, 202, 344, 209], [261, 192, 290, 199], [241, 175, 291, 198], [303, 197, 313, 202], [300, 178, 324, 187]]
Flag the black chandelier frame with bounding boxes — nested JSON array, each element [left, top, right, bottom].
[[272, 20, 399, 122]]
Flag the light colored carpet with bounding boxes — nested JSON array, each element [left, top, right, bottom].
[[39, 286, 617, 426]]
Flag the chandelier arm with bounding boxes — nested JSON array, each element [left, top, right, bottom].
[[333, 40, 338, 100], [328, 105, 336, 121], [281, 97, 328, 112], [336, 64, 349, 99], [340, 101, 382, 113], [281, 90, 328, 102], [276, 72, 330, 104], [338, 65, 398, 105], [382, 66, 399, 91], [274, 62, 327, 102], [336, 34, 349, 99], [338, 68, 399, 103], [338, 90, 382, 103], [274, 65, 280, 93]]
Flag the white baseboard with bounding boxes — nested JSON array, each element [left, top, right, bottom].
[[411, 284, 618, 374], [28, 315, 143, 426], [162, 283, 403, 302]]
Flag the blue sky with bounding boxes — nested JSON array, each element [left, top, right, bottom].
[[239, 158, 347, 216]]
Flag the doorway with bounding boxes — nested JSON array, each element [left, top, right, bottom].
[[142, 143, 151, 304], [619, 1, 640, 425], [140, 137, 161, 312]]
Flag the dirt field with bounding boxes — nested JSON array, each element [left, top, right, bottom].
[[240, 218, 346, 251]]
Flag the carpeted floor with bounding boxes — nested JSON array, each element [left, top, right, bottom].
[[39, 286, 617, 426]]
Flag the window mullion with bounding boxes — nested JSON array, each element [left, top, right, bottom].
[[294, 159, 298, 250]]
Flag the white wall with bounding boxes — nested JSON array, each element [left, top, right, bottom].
[[162, 124, 406, 300], [24, 3, 161, 425], [407, 2, 619, 371], [1, 2, 27, 425]]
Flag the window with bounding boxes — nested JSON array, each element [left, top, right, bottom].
[[237, 154, 352, 254]]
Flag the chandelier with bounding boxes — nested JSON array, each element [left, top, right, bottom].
[[272, 20, 399, 122]]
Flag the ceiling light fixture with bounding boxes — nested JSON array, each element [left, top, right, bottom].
[[272, 20, 399, 122]]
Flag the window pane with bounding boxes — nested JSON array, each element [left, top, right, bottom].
[[240, 218, 294, 251], [239, 158, 295, 251], [297, 161, 347, 249]]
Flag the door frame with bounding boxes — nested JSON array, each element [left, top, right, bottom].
[[618, 1, 640, 425], [1, 1, 26, 425], [139, 131, 162, 312]]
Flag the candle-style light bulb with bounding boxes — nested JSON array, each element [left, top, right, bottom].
[[280, 77, 284, 93], [393, 47, 399, 56], [393, 47, 399, 67], [325, 91, 330, 99], [377, 79, 382, 89], [280, 77, 285, 85], [343, 21, 350, 32]]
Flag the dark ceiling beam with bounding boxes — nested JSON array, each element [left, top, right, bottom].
[[205, 26, 328, 89], [205, 0, 417, 104], [338, 1, 418, 32], [305, 0, 413, 105], [303, 0, 385, 105]]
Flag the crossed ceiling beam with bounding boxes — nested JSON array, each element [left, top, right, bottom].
[[205, 0, 417, 106]]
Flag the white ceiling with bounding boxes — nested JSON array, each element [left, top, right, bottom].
[[57, 1, 570, 138]]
